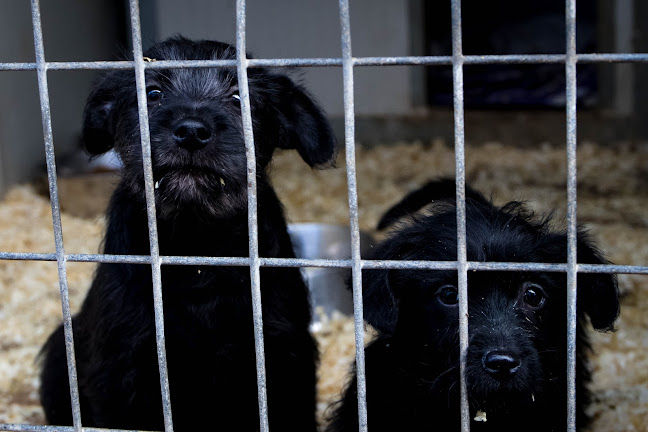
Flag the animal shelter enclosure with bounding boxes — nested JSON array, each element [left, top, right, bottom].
[[1, 0, 648, 432]]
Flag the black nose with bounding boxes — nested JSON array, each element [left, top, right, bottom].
[[482, 350, 521, 376], [173, 118, 212, 150]]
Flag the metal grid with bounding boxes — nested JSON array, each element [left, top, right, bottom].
[[0, 0, 647, 431]]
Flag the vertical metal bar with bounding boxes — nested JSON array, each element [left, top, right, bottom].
[[450, 0, 471, 430], [29, 1, 83, 430], [338, 1, 368, 431], [127, 1, 174, 430], [235, 1, 270, 431], [565, 0, 579, 431]]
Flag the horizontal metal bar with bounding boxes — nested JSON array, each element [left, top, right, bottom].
[[577, 53, 648, 63], [0, 424, 156, 432], [2, 52, 648, 72], [0, 251, 57, 261], [0, 251, 647, 274]]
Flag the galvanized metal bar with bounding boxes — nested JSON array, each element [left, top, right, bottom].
[[5, 52, 648, 72], [127, 1, 174, 430], [449, 0, 471, 431], [0, 425, 156, 432], [29, 1, 83, 430], [1, 250, 645, 274], [234, 1, 270, 431], [0, 252, 58, 261], [337, 1, 369, 431], [565, 0, 579, 431]]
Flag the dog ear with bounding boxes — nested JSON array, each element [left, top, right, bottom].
[[361, 236, 411, 336], [270, 75, 337, 168], [362, 268, 399, 336], [82, 71, 121, 155], [576, 232, 619, 331]]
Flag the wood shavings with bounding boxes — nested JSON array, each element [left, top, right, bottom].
[[0, 186, 102, 424], [1, 141, 647, 431]]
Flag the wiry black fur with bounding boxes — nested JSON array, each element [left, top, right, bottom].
[[39, 37, 336, 431], [327, 179, 619, 432]]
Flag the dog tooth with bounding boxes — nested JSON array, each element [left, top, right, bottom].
[[154, 181, 159, 190], [220, 177, 226, 187]]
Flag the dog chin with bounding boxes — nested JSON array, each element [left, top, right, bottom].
[[466, 375, 542, 411], [153, 171, 247, 219]]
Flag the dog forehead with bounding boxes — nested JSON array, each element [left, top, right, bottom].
[[143, 37, 241, 95], [395, 212, 538, 261], [145, 37, 237, 61], [162, 67, 236, 96]]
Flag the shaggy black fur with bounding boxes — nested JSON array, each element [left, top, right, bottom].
[[327, 179, 619, 432], [39, 37, 336, 431]]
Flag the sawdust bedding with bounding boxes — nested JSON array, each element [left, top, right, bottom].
[[1, 140, 647, 430]]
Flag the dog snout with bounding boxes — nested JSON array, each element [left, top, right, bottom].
[[173, 118, 212, 150], [482, 350, 521, 377]]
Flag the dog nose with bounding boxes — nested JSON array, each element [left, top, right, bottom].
[[482, 350, 521, 377], [173, 118, 212, 150]]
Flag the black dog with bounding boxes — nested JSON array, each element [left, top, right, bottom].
[[327, 179, 619, 432], [40, 37, 336, 431]]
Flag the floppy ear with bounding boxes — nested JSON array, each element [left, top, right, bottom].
[[362, 268, 399, 336], [576, 232, 619, 331], [82, 71, 121, 155], [271, 75, 337, 168]]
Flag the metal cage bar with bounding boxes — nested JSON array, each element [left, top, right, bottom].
[[565, 0, 579, 430], [0, 1, 646, 432], [338, 1, 369, 431], [2, 250, 648, 274], [235, 1, 271, 431], [449, 0, 471, 430], [127, 1, 174, 430], [29, 1, 83, 431], [4, 53, 648, 72]]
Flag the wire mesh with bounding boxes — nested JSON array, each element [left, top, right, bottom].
[[1, 0, 646, 431]]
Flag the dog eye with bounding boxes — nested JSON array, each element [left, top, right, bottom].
[[522, 283, 546, 309], [437, 285, 459, 306], [146, 86, 163, 102]]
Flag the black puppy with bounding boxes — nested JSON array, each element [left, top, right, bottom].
[[40, 37, 336, 431], [327, 179, 619, 432]]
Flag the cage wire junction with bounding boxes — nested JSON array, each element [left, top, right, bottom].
[[1, 0, 648, 431]]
